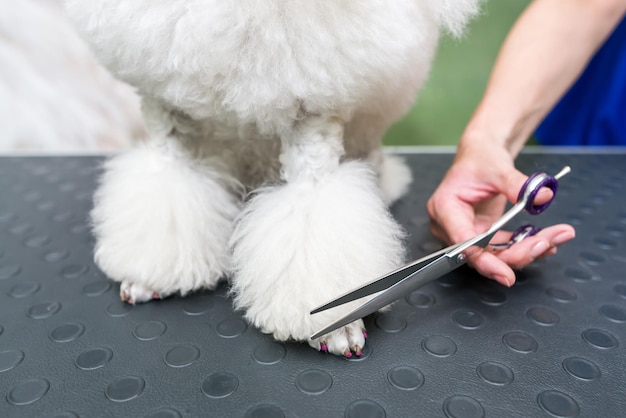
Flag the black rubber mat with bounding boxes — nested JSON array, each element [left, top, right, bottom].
[[0, 152, 624, 417]]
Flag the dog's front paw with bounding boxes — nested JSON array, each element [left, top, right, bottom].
[[91, 144, 240, 303], [231, 161, 405, 357], [120, 281, 169, 305], [309, 320, 367, 358]]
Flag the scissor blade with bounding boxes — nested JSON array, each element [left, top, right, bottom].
[[310, 255, 457, 340], [310, 245, 456, 315]]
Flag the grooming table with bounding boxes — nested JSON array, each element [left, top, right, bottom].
[[0, 150, 624, 417]]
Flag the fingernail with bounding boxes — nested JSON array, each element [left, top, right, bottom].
[[495, 274, 513, 287], [551, 231, 575, 246], [530, 241, 550, 259]]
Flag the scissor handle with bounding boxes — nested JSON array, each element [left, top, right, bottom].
[[517, 172, 558, 215]]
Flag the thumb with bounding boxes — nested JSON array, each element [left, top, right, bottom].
[[505, 168, 556, 207], [503, 169, 530, 205]]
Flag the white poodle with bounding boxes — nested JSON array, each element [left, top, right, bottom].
[[60, 0, 480, 357]]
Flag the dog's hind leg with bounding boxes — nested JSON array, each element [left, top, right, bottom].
[[230, 116, 406, 357], [91, 98, 241, 304]]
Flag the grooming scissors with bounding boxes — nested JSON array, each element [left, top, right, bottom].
[[310, 166, 571, 339]]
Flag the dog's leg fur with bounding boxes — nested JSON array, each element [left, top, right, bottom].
[[91, 98, 241, 303], [230, 116, 406, 356]]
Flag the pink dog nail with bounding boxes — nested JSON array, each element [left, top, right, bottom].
[[320, 344, 328, 352]]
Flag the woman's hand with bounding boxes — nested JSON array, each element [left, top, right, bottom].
[[427, 143, 575, 287]]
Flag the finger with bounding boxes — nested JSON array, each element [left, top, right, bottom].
[[467, 249, 516, 287], [495, 224, 575, 269], [427, 195, 479, 245], [507, 169, 561, 207]]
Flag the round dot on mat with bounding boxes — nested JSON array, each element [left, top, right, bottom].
[[201, 372, 239, 399], [27, 302, 61, 319], [37, 202, 55, 212], [52, 212, 74, 222], [9, 223, 33, 236], [144, 408, 183, 418], [105, 376, 145, 402], [387, 366, 424, 391], [76, 348, 113, 370], [50, 323, 85, 343], [106, 302, 133, 317], [593, 237, 617, 250], [164, 345, 200, 368], [614, 284, 626, 299], [606, 224, 624, 237], [0, 350, 25, 373], [582, 328, 618, 349], [577, 251, 605, 266], [599, 304, 626, 323], [6, 378, 50, 405], [503, 331, 538, 353], [252, 342, 286, 365], [477, 288, 507, 306], [216, 317, 247, 338], [295, 369, 333, 395], [24, 235, 51, 249], [344, 399, 386, 418], [244, 404, 285, 418], [546, 287, 578, 303], [375, 314, 407, 333], [443, 395, 484, 418], [476, 362, 514, 386], [182, 297, 213, 316], [61, 264, 89, 279], [562, 357, 601, 381], [9, 281, 41, 298], [406, 291, 435, 308], [537, 390, 580, 418], [452, 310, 484, 329], [0, 265, 21, 280], [82, 281, 112, 297], [43, 250, 70, 262], [133, 321, 167, 341], [564, 267, 594, 282], [422, 335, 457, 358], [49, 412, 79, 418], [527, 307, 560, 326], [0, 211, 17, 223]]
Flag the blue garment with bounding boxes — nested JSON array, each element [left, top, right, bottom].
[[536, 17, 626, 145]]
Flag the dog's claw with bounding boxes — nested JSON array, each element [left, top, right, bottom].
[[354, 345, 362, 357], [343, 349, 352, 358], [120, 281, 162, 304]]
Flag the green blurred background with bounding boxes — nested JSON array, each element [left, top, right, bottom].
[[383, 0, 531, 146]]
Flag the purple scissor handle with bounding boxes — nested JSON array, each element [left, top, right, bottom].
[[491, 167, 568, 249], [518, 171, 559, 215]]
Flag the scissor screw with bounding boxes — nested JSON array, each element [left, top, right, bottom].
[[457, 254, 466, 263]]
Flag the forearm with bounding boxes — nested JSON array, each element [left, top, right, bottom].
[[461, 0, 626, 158]]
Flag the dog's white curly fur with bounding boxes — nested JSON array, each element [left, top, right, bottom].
[[60, 0, 480, 355]]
